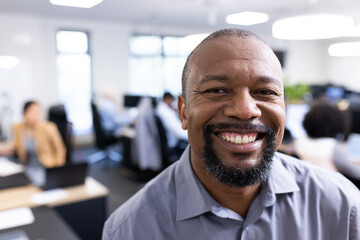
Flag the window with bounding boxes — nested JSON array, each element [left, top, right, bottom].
[[128, 34, 207, 97], [56, 30, 92, 135]]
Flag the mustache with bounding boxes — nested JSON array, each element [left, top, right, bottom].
[[203, 122, 275, 136]]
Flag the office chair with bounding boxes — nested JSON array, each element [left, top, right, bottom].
[[48, 104, 73, 164], [87, 101, 122, 164], [154, 115, 170, 168]]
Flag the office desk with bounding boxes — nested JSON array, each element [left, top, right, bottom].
[[0, 177, 109, 240], [0, 206, 80, 240]]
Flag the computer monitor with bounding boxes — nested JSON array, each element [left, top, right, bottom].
[[124, 95, 142, 108], [350, 110, 360, 134], [123, 95, 157, 108], [285, 103, 310, 139], [326, 87, 344, 102]]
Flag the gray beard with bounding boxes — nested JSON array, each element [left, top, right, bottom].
[[203, 123, 276, 187]]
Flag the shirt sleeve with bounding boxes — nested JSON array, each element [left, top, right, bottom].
[[350, 205, 360, 240]]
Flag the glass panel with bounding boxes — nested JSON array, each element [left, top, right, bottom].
[[56, 54, 92, 134], [129, 56, 163, 96], [163, 34, 208, 56], [128, 34, 200, 97], [56, 31, 88, 54], [162, 57, 186, 95], [129, 35, 162, 56]]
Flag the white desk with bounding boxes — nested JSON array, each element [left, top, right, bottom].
[[0, 158, 109, 240], [0, 177, 108, 211]]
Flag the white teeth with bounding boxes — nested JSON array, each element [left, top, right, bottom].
[[221, 134, 257, 144]]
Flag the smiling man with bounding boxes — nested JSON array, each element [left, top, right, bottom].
[[103, 29, 359, 240]]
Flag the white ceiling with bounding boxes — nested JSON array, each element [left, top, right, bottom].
[[1, 0, 360, 37]]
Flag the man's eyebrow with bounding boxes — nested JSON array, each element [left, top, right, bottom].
[[199, 74, 229, 85], [257, 76, 282, 88]]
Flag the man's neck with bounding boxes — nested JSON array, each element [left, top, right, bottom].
[[191, 158, 261, 218]]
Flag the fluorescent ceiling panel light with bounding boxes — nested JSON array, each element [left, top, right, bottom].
[[272, 14, 355, 40], [226, 11, 269, 26], [49, 0, 103, 8], [328, 42, 360, 57], [0, 56, 19, 69]]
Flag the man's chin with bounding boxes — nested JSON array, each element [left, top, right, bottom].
[[203, 124, 277, 187], [214, 150, 263, 170]]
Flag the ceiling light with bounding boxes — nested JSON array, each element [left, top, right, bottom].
[[0, 56, 19, 69], [272, 14, 355, 40], [49, 0, 103, 8], [226, 11, 269, 26], [328, 42, 360, 57]]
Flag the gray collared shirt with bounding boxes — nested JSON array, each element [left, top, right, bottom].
[[103, 147, 360, 240]]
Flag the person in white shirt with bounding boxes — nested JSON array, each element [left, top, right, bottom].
[[98, 89, 133, 137], [156, 92, 188, 158]]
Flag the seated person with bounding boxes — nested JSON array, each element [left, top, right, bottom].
[[98, 89, 133, 137], [294, 101, 360, 181], [156, 92, 188, 157], [1, 101, 66, 185]]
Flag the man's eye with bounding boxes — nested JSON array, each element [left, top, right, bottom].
[[204, 88, 227, 94], [254, 89, 278, 96]]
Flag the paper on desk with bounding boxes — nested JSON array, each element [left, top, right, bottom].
[[0, 157, 24, 177], [0, 207, 35, 231], [30, 189, 68, 205]]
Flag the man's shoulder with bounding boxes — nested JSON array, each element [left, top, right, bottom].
[[275, 152, 360, 201], [104, 163, 179, 238]]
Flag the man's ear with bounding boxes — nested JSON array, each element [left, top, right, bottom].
[[177, 95, 188, 130]]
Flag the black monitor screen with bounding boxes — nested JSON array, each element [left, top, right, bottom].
[[123, 95, 157, 108], [351, 110, 360, 134], [124, 95, 142, 108]]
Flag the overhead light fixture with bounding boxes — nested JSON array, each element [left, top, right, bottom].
[[272, 13, 355, 40], [49, 0, 103, 8], [0, 56, 19, 69], [328, 42, 360, 57], [226, 11, 269, 26]]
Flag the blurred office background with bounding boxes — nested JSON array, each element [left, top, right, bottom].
[[1, 0, 360, 215]]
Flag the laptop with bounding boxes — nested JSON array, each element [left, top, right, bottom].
[[0, 172, 31, 190], [42, 162, 88, 190]]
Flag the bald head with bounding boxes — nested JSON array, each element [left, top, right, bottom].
[[181, 28, 278, 99]]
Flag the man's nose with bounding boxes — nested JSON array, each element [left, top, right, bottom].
[[223, 90, 261, 120]]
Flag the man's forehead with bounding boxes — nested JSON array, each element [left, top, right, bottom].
[[189, 36, 281, 79], [194, 36, 269, 61]]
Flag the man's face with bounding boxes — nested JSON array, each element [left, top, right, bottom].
[[178, 36, 286, 186]]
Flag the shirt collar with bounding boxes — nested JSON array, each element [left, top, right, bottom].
[[270, 153, 300, 193], [175, 146, 213, 221], [175, 148, 300, 220]]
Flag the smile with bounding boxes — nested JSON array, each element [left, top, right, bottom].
[[218, 132, 258, 145]]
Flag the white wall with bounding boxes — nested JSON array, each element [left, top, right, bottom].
[[328, 56, 360, 92], [281, 41, 329, 85]]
